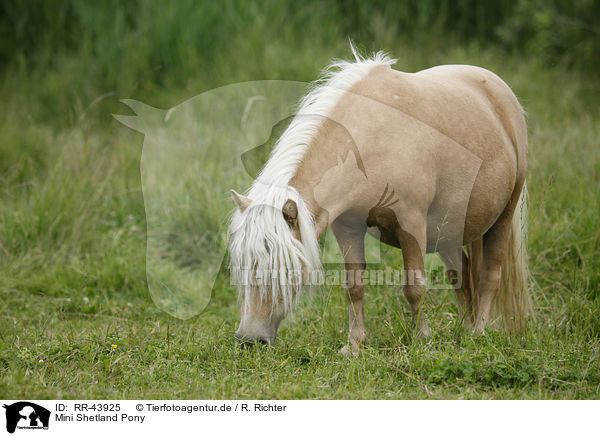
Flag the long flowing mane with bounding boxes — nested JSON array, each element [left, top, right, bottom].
[[229, 46, 397, 315]]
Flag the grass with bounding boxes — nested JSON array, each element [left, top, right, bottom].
[[1, 8, 599, 398]]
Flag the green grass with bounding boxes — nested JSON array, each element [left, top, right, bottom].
[[1, 4, 599, 399]]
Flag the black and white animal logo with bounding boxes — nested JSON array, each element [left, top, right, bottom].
[[3, 402, 50, 434]]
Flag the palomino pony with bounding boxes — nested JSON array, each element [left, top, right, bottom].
[[229, 48, 530, 354]]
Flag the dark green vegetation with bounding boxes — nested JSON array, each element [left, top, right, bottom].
[[1, 1, 599, 398]]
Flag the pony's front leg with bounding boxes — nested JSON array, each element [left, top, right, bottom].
[[397, 220, 431, 338], [332, 220, 367, 357]]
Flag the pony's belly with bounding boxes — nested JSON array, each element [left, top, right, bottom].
[[424, 216, 482, 253], [365, 168, 514, 254]]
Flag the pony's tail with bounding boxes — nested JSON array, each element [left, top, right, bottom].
[[498, 182, 532, 331], [465, 182, 532, 331]]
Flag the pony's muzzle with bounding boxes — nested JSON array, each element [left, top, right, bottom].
[[235, 332, 275, 348]]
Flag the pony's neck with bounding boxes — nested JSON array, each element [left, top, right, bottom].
[[289, 119, 366, 239], [281, 61, 397, 240]]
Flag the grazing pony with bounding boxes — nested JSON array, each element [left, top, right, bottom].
[[229, 47, 530, 354]]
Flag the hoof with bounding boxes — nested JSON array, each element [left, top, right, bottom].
[[472, 326, 486, 336], [339, 343, 361, 357], [414, 323, 431, 340]]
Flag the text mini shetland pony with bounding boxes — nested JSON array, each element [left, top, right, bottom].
[[229, 47, 530, 354]]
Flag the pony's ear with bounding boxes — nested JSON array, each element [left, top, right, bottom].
[[282, 199, 298, 227], [230, 189, 252, 212]]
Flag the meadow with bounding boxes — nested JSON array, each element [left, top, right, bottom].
[[1, 1, 599, 399]]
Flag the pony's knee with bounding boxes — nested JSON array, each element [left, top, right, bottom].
[[403, 283, 425, 306], [345, 284, 364, 302]]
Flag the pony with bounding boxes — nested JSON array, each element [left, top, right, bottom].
[[228, 46, 530, 354]]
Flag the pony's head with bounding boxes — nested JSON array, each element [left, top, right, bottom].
[[228, 185, 321, 346]]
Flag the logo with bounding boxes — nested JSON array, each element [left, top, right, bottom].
[[2, 402, 50, 434]]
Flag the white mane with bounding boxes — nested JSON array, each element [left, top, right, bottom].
[[229, 46, 396, 315]]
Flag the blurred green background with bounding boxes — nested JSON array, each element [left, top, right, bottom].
[[1, 1, 599, 399], [1, 0, 599, 126]]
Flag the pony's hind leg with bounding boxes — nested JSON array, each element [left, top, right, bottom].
[[473, 211, 513, 334], [439, 247, 474, 327], [332, 220, 367, 356]]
